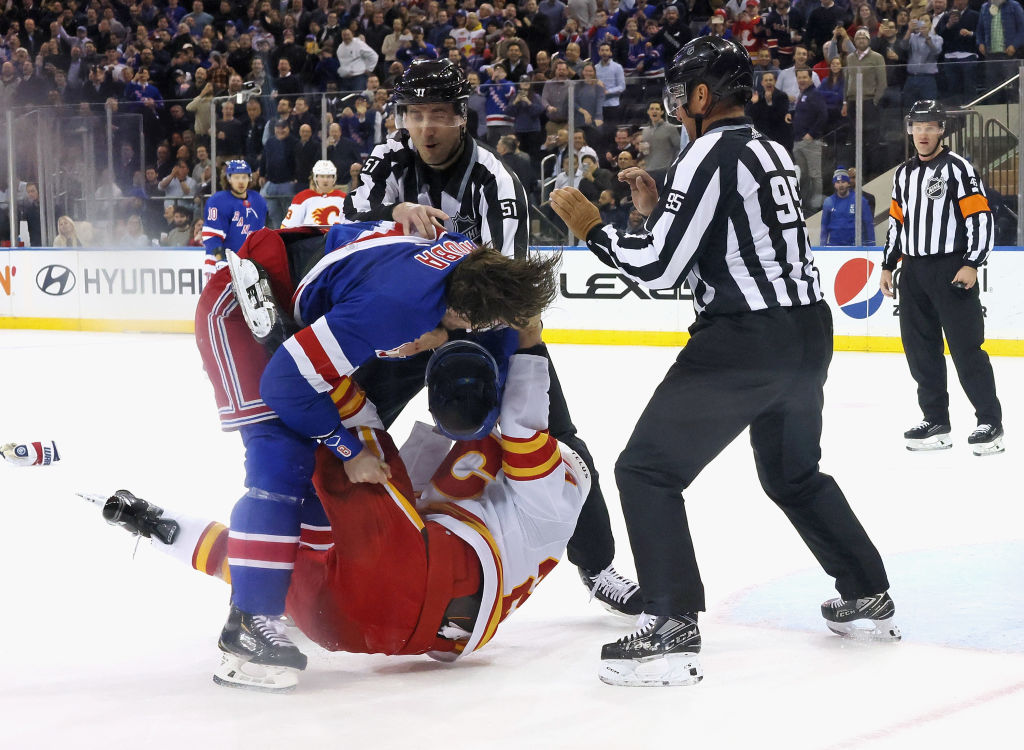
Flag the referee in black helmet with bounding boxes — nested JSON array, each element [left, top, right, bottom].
[[344, 59, 644, 616], [881, 100, 1004, 456], [551, 36, 897, 687]]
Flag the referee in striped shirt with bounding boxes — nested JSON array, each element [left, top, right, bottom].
[[343, 59, 645, 614], [551, 37, 896, 686], [881, 100, 1004, 455]]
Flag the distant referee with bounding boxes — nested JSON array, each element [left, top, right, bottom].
[[880, 100, 1004, 456], [551, 36, 897, 687]]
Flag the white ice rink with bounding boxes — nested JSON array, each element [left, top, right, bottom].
[[2, 330, 1022, 750]]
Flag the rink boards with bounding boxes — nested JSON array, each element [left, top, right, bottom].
[[1, 245, 1023, 354]]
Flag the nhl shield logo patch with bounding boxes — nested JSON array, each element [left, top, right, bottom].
[[925, 177, 946, 200], [451, 212, 481, 241]]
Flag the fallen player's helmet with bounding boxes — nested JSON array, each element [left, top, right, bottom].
[[224, 159, 252, 176], [426, 340, 500, 441]]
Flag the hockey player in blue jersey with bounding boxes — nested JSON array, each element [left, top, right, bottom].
[[194, 220, 559, 689], [201, 159, 268, 277]]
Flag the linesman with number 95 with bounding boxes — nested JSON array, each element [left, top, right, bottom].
[[881, 100, 1004, 456], [551, 36, 896, 687]]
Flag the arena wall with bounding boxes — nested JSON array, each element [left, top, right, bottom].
[[2, 246, 1023, 355]]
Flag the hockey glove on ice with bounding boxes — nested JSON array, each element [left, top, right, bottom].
[[1, 440, 60, 467]]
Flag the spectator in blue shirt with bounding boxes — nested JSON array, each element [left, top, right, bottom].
[[820, 169, 875, 245]]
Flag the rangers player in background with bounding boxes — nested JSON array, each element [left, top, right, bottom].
[[280, 160, 348, 228], [201, 159, 268, 277], [880, 100, 1004, 455], [192, 220, 558, 690], [93, 315, 587, 692], [344, 58, 643, 616]]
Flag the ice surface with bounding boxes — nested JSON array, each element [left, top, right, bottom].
[[2, 331, 1022, 749]]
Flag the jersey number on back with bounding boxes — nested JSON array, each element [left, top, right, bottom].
[[769, 174, 802, 226]]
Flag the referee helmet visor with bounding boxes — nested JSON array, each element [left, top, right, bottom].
[[664, 36, 754, 124], [392, 59, 471, 128], [905, 100, 946, 135]]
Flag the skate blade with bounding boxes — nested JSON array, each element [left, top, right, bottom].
[[971, 437, 1005, 456], [905, 436, 952, 451], [598, 653, 703, 687], [597, 600, 644, 622], [825, 617, 902, 643], [212, 652, 300, 693]]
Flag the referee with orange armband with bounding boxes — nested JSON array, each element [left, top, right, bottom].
[[880, 100, 1004, 456]]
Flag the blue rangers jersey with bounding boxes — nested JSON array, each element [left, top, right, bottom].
[[201, 189, 268, 272], [260, 221, 482, 460]]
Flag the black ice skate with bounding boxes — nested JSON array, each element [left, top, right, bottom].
[[903, 420, 952, 451], [599, 614, 703, 687], [580, 565, 644, 617], [968, 424, 1004, 456], [821, 592, 902, 642], [99, 489, 179, 545], [214, 604, 308, 693]]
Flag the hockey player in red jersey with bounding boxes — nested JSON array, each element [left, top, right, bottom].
[[280, 160, 348, 228], [90, 322, 591, 693], [188, 220, 559, 690]]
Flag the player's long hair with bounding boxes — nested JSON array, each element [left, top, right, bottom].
[[446, 246, 560, 330]]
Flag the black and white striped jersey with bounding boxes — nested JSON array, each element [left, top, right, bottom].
[[882, 148, 993, 271], [343, 132, 530, 259], [586, 117, 823, 317]]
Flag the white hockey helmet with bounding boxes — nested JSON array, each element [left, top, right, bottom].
[[312, 160, 337, 177]]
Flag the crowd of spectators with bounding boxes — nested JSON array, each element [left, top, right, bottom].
[[0, 0, 1019, 245]]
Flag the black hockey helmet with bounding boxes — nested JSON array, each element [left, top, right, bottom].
[[664, 36, 754, 132], [905, 100, 946, 133], [391, 58, 473, 120], [426, 340, 500, 442]]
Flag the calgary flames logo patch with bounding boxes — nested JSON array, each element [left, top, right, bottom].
[[312, 205, 342, 225]]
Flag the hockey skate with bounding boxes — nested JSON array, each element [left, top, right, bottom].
[[599, 613, 703, 687], [821, 592, 902, 642], [226, 250, 296, 353], [903, 420, 952, 451], [214, 604, 308, 693], [81, 489, 180, 545], [580, 565, 644, 617], [968, 424, 1004, 456]]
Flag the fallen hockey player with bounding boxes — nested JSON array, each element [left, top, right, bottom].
[[87, 323, 592, 693]]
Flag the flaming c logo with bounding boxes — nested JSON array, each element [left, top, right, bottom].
[[312, 205, 341, 225]]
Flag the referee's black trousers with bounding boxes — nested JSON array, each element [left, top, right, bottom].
[[614, 301, 890, 615], [354, 344, 616, 573], [898, 253, 1002, 427]]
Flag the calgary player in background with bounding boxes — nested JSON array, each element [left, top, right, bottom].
[[192, 220, 558, 690], [90, 322, 590, 693], [280, 160, 348, 228], [201, 159, 268, 277], [345, 58, 643, 616]]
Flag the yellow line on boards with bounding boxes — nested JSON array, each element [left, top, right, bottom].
[[3, 319, 1023, 356], [542, 329, 1024, 357], [0, 317, 194, 333]]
